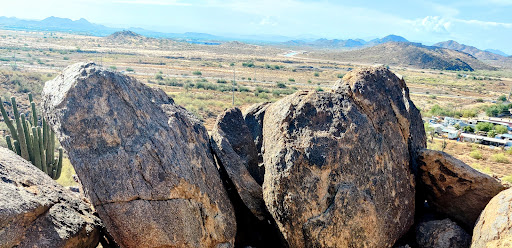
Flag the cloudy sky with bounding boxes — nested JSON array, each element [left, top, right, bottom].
[[1, 0, 511, 54]]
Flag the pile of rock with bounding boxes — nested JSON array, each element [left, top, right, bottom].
[[2, 62, 510, 248]]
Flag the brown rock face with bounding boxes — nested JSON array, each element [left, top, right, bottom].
[[42, 62, 236, 248], [417, 149, 506, 229], [416, 219, 471, 248], [0, 147, 102, 248], [210, 107, 285, 247], [471, 188, 512, 248], [243, 101, 271, 167], [262, 67, 425, 247], [210, 107, 266, 219]]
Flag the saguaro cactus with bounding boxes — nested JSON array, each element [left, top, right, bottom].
[[1, 94, 63, 180]]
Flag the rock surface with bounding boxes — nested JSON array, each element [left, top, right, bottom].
[[243, 101, 271, 166], [210, 107, 285, 247], [262, 66, 425, 247], [210, 107, 265, 219], [42, 62, 236, 248], [472, 188, 512, 248], [417, 149, 506, 229], [416, 219, 471, 248], [0, 147, 102, 248]]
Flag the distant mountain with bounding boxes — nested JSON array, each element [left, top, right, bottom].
[[485, 49, 509, 57], [0, 16, 118, 36], [319, 42, 495, 71], [281, 34, 408, 49], [433, 40, 505, 61], [367, 35, 409, 46]]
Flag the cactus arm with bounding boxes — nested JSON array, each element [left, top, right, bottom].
[[54, 147, 63, 180], [11, 97, 29, 160], [31, 127, 42, 170], [31, 102, 38, 126], [13, 140, 21, 155], [50, 130, 55, 165], [37, 126, 47, 173], [6, 135, 14, 152], [28, 93, 33, 104], [21, 115, 34, 163], [44, 121, 52, 168], [0, 97, 18, 141]]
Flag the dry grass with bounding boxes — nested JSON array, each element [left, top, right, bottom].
[[429, 138, 512, 178]]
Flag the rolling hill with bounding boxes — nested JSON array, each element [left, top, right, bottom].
[[434, 40, 505, 61], [307, 42, 495, 71]]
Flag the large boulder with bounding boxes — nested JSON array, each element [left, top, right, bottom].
[[42, 62, 236, 248], [243, 101, 271, 165], [416, 219, 471, 248], [0, 147, 102, 248], [210, 107, 265, 219], [262, 66, 425, 247], [417, 149, 506, 229], [472, 188, 512, 248]]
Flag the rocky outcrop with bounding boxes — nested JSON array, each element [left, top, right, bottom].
[[417, 149, 506, 229], [416, 219, 471, 248], [42, 62, 236, 248], [0, 147, 102, 248], [262, 67, 425, 247], [210, 107, 266, 219], [210, 108, 285, 247], [243, 102, 270, 165], [472, 188, 512, 248]]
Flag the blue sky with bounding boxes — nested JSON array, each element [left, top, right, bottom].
[[1, 0, 511, 54]]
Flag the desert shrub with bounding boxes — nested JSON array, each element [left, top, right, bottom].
[[314, 72, 320, 77], [495, 125, 508, 134], [462, 126, 474, 133], [488, 130, 497, 138], [502, 175, 512, 183], [109, 65, 117, 70], [476, 122, 494, 132], [469, 150, 483, 160], [242, 61, 254, 67], [472, 163, 492, 174], [316, 87, 324, 92], [491, 153, 510, 164], [498, 95, 507, 102], [192, 71, 202, 76], [337, 74, 344, 78], [155, 74, 163, 80], [276, 82, 287, 88], [475, 98, 484, 103], [288, 78, 295, 82], [126, 67, 134, 72], [462, 109, 477, 118]]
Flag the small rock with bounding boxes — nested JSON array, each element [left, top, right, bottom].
[[416, 219, 470, 248]]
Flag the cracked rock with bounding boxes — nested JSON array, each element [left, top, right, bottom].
[[42, 62, 236, 248], [262, 66, 426, 247], [417, 149, 506, 229], [0, 147, 102, 248]]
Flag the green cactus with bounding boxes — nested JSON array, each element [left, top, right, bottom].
[[1, 94, 63, 180]]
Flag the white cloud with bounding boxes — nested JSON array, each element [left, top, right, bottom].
[[409, 16, 451, 33], [258, 16, 277, 26], [453, 18, 512, 28]]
